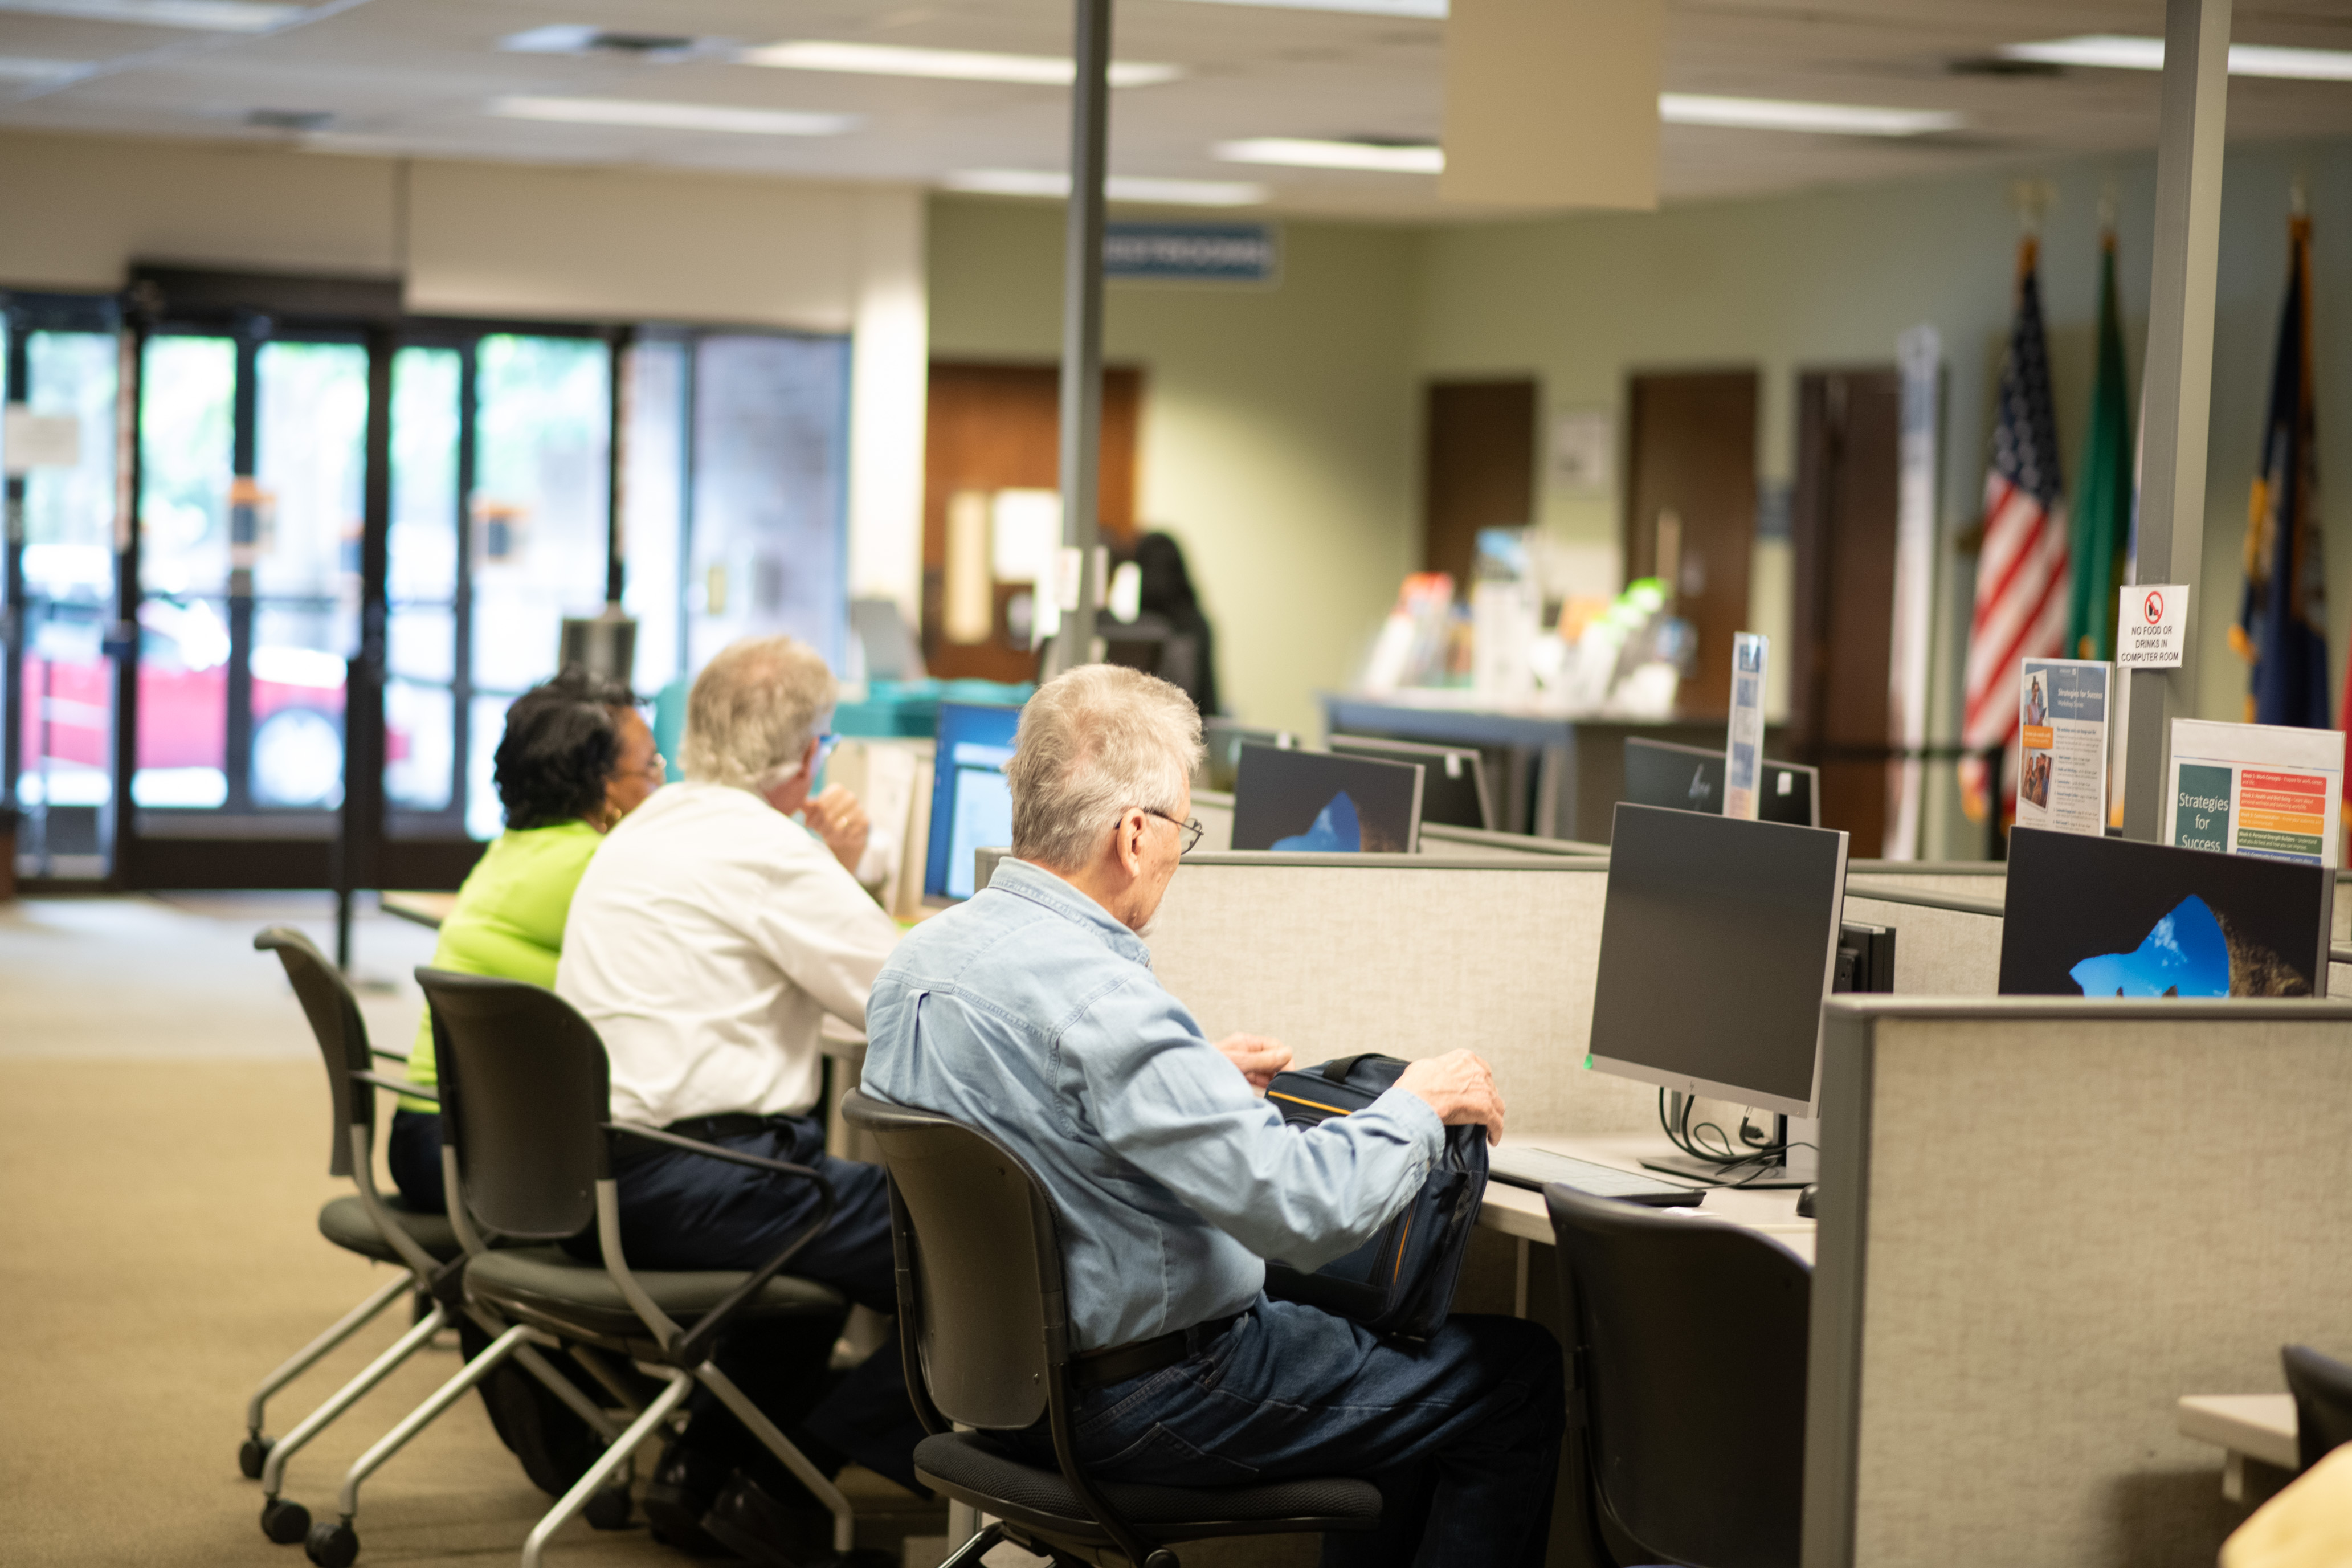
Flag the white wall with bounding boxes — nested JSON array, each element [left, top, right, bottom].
[[0, 129, 928, 618]]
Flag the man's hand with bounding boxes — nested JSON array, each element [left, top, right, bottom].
[[1395, 1050, 1506, 1145], [801, 785, 871, 875], [1215, 1034, 1292, 1093]]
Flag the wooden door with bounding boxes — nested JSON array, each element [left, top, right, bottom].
[[1789, 368, 1902, 857], [921, 361, 1141, 682], [1422, 380, 1536, 591], [1623, 371, 1757, 717]]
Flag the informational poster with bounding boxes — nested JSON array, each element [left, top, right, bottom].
[[1724, 632, 1767, 820], [2169, 718, 2344, 867], [2015, 659, 2111, 835]]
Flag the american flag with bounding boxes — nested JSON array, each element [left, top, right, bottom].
[[1961, 238, 2071, 822]]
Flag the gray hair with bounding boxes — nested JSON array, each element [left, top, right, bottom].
[[1008, 664, 1203, 871], [679, 636, 836, 792]]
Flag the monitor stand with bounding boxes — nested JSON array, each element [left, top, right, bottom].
[[1636, 1154, 1811, 1190], [1639, 1108, 1814, 1189]]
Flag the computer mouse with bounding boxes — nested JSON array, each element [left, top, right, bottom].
[[1795, 1185, 1818, 1219]]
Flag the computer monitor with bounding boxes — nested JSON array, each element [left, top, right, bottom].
[[1587, 802, 1851, 1125], [1999, 826, 2334, 998], [1231, 744, 1424, 854], [1326, 735, 1494, 831], [1200, 718, 1292, 793], [922, 702, 1023, 903], [1619, 736, 1819, 830]]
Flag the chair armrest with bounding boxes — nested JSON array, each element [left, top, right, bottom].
[[352, 1069, 436, 1105], [601, 1123, 838, 1365]]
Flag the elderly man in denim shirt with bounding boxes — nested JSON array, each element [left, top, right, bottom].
[[862, 665, 1562, 1566]]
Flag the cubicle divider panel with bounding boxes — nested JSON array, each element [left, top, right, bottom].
[[1805, 998, 2352, 1568], [1841, 891, 2003, 997], [1190, 789, 1235, 855], [1845, 861, 2007, 903], [1146, 856, 1652, 1134], [1418, 823, 1609, 860]]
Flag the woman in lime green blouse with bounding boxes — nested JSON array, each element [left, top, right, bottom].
[[387, 665, 664, 1214]]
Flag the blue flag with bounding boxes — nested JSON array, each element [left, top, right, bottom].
[[2232, 215, 2329, 728]]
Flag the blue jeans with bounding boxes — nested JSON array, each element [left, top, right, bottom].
[[1008, 1298, 1563, 1567], [570, 1112, 926, 1494]]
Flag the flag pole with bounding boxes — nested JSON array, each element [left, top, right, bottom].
[[2121, 0, 2232, 843]]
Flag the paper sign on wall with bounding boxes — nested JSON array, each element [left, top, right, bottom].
[[2117, 583, 2189, 669], [2016, 659, 2111, 835], [2169, 718, 2343, 867], [1724, 632, 1767, 820]]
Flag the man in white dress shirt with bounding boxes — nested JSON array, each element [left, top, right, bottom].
[[557, 634, 909, 1561]]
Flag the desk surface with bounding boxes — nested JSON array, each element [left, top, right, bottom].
[[381, 890, 458, 929], [2178, 1394, 2297, 1470], [1476, 1133, 1816, 1267]]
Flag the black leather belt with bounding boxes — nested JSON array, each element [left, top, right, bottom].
[[610, 1113, 786, 1170], [1069, 1312, 1242, 1391]]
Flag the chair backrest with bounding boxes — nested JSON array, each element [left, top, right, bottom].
[[2285, 1345, 2352, 1473], [1546, 1185, 1810, 1568], [255, 925, 374, 1177], [414, 968, 610, 1243], [840, 1088, 1059, 1431]]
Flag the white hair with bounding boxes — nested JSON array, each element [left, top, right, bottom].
[[1008, 664, 1203, 871], [678, 636, 836, 792]]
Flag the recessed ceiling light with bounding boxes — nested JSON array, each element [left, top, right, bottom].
[[741, 40, 1181, 88], [0, 0, 298, 29], [1999, 35, 2352, 81], [1659, 94, 1962, 137], [487, 96, 856, 137], [1163, 0, 1444, 15], [246, 107, 332, 131], [945, 169, 1267, 206], [500, 24, 724, 62], [1215, 137, 1443, 173]]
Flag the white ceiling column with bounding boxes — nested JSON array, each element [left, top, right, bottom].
[[846, 186, 929, 628]]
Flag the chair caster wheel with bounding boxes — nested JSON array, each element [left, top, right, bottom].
[[304, 1519, 359, 1568], [583, 1483, 632, 1531], [239, 1434, 274, 1479], [260, 1497, 311, 1544]]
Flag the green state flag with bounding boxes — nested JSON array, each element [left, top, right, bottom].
[[2066, 232, 2135, 660]]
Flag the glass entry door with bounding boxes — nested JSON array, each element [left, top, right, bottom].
[[3, 305, 124, 881], [128, 329, 369, 873]]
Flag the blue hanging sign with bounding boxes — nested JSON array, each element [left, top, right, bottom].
[[1102, 223, 1279, 283]]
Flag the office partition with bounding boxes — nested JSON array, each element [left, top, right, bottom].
[[1804, 997, 2352, 1568], [1845, 861, 2006, 903], [1147, 855, 1645, 1134], [1842, 883, 2004, 997]]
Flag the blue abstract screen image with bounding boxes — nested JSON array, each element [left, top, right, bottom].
[[2068, 896, 2232, 998], [1272, 792, 1362, 853]]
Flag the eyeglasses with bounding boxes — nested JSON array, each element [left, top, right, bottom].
[[1141, 808, 1204, 855]]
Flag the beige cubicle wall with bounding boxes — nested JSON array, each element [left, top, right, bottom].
[[1804, 997, 2352, 1568], [1146, 854, 1648, 1134], [1145, 855, 2013, 1138], [1845, 861, 2007, 902]]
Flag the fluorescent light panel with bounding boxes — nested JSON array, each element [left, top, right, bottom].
[[488, 96, 855, 137], [1163, 0, 1444, 16], [2001, 35, 2352, 80], [0, 0, 296, 28], [0, 55, 89, 77], [743, 40, 1180, 88], [1659, 93, 1962, 137], [1216, 137, 1443, 172], [946, 169, 1267, 206]]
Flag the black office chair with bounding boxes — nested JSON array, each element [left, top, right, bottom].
[[415, 969, 859, 1568], [1546, 1184, 1810, 1568], [251, 930, 630, 1566], [2284, 1345, 2352, 1472], [244, 928, 466, 1540], [840, 1087, 1383, 1568]]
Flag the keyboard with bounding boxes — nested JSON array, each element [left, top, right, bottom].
[[1487, 1145, 1705, 1207]]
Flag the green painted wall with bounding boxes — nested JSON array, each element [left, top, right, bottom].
[[928, 195, 1420, 736], [1415, 140, 2352, 854]]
